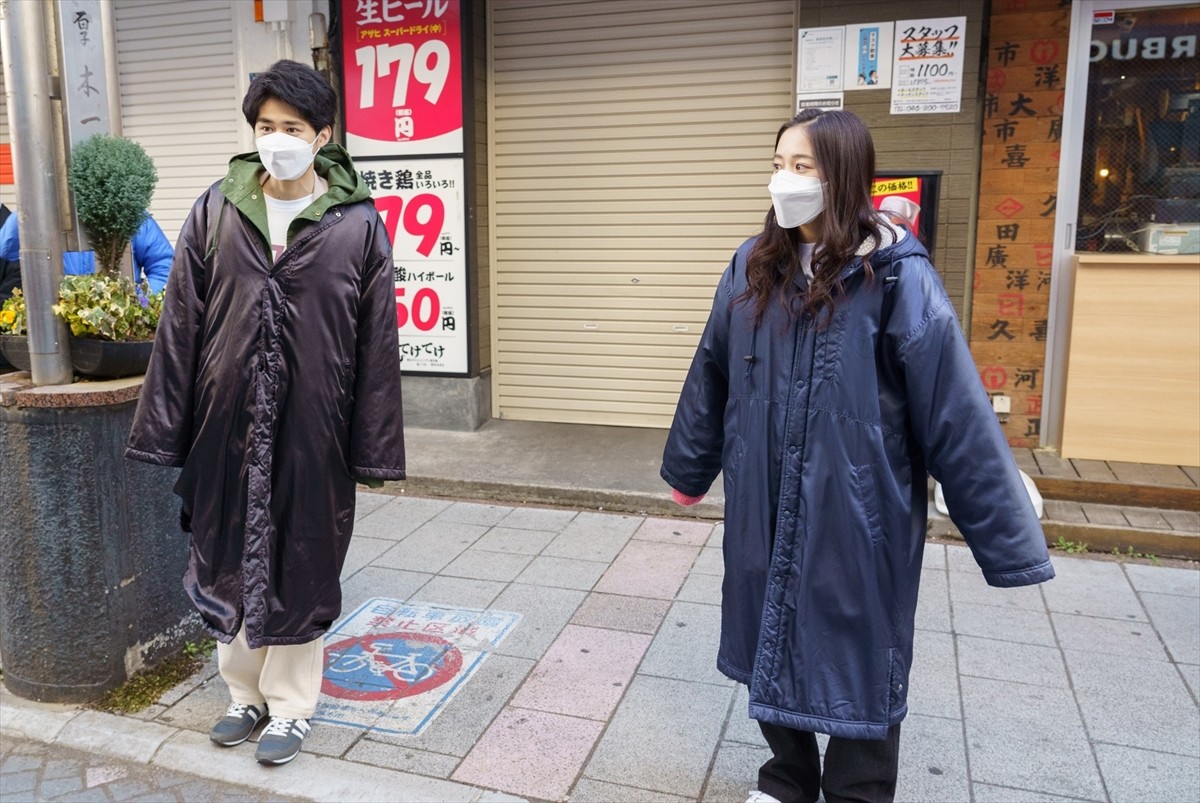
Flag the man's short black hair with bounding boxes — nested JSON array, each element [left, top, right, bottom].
[[242, 60, 337, 132]]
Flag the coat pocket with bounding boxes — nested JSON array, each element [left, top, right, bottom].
[[853, 463, 885, 546], [886, 646, 906, 718], [722, 434, 747, 495]]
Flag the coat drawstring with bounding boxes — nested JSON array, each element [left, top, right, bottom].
[[744, 324, 759, 380], [877, 255, 900, 358]]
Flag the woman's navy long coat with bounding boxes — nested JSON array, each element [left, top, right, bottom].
[[661, 231, 1054, 739]]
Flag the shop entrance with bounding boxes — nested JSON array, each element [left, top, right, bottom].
[[1045, 0, 1199, 465]]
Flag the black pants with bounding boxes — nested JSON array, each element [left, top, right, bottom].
[[757, 720, 901, 803]]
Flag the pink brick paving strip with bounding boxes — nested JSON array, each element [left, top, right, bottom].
[[632, 516, 715, 547], [511, 624, 652, 721], [594, 539, 701, 600], [451, 708, 604, 800]]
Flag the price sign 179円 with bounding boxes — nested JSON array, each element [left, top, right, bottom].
[[341, 0, 464, 157]]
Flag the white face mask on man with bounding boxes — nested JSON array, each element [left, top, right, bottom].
[[768, 170, 826, 228], [256, 131, 320, 181]]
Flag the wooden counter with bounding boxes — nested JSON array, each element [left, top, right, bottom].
[[1060, 253, 1200, 466]]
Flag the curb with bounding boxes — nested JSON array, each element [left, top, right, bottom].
[[927, 510, 1199, 561], [0, 689, 524, 803], [1033, 475, 1200, 511], [1041, 520, 1200, 561], [396, 475, 1198, 559], [392, 475, 727, 521]]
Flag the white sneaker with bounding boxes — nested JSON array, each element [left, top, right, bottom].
[[208, 702, 267, 746], [254, 716, 311, 765], [745, 791, 783, 803]]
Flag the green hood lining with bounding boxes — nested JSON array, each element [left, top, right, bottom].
[[219, 143, 371, 258]]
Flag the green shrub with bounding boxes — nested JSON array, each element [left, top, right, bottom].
[[68, 135, 157, 275]]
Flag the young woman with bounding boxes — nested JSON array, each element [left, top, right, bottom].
[[661, 109, 1054, 803]]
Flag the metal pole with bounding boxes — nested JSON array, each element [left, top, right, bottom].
[[0, 0, 73, 385]]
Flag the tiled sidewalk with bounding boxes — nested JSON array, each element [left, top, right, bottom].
[[5, 492, 1198, 802]]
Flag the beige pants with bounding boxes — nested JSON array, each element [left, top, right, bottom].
[[216, 625, 324, 720]]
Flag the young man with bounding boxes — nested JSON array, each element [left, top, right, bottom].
[[126, 60, 405, 765]]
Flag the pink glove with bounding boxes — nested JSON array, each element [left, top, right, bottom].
[[672, 488, 706, 506]]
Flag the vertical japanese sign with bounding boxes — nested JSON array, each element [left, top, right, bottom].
[[57, 0, 111, 145], [341, 0, 468, 375], [890, 17, 967, 114], [969, 0, 1070, 447], [843, 22, 894, 89], [359, 158, 467, 373], [57, 0, 114, 254], [341, 0, 462, 156]]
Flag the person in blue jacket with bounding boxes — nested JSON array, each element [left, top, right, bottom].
[[661, 109, 1055, 803], [0, 204, 18, 303], [0, 212, 173, 294]]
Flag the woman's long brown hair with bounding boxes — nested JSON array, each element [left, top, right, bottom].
[[740, 109, 889, 326]]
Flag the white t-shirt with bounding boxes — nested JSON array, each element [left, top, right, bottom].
[[799, 241, 817, 280], [264, 193, 313, 264], [262, 174, 327, 263]]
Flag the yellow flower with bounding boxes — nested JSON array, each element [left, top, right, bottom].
[[0, 309, 14, 326]]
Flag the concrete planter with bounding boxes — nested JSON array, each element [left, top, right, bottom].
[[0, 375, 201, 703]]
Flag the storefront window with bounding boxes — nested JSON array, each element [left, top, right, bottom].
[[1076, 4, 1200, 253]]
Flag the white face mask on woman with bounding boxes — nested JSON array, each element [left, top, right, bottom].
[[256, 131, 320, 181], [768, 170, 826, 228]]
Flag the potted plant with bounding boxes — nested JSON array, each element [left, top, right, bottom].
[[0, 287, 30, 372], [57, 134, 162, 378], [53, 274, 162, 377]]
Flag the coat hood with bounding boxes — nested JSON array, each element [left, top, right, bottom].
[[222, 142, 370, 207], [840, 220, 928, 281], [781, 221, 928, 287], [219, 143, 370, 258]]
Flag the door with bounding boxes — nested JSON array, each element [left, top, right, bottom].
[[1042, 0, 1199, 448]]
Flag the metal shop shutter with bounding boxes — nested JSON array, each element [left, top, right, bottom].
[[114, 0, 240, 244], [490, 0, 794, 428], [0, 64, 13, 210]]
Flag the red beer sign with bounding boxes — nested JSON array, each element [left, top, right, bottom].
[[341, 0, 463, 156]]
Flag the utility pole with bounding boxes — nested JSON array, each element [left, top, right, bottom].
[[0, 0, 73, 385]]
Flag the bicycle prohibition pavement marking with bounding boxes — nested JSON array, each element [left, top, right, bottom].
[[314, 597, 521, 735], [323, 631, 464, 701]]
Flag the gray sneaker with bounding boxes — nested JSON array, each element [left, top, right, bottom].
[[254, 717, 311, 765], [209, 702, 267, 746]]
